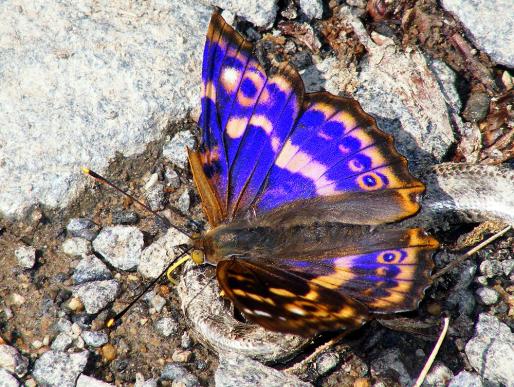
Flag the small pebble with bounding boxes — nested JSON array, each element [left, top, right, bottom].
[[101, 344, 117, 362], [0, 368, 19, 386], [51, 332, 74, 351], [67, 297, 85, 312], [135, 373, 158, 387], [502, 259, 514, 276], [15, 245, 37, 269], [475, 276, 488, 286], [72, 254, 112, 285], [154, 317, 179, 337], [0, 344, 29, 377], [81, 331, 109, 348], [315, 351, 340, 375], [448, 371, 484, 387], [480, 260, 503, 278], [164, 166, 180, 189], [145, 181, 166, 212], [181, 332, 192, 349], [145, 293, 166, 313], [162, 131, 196, 168], [72, 280, 120, 314], [447, 289, 476, 315], [424, 362, 454, 386], [475, 287, 500, 305], [7, 293, 26, 307], [172, 349, 192, 363], [161, 363, 188, 380], [76, 374, 114, 386], [33, 350, 89, 386], [67, 218, 99, 241], [92, 226, 144, 271], [299, 0, 323, 19], [177, 189, 190, 213], [111, 209, 139, 225], [62, 237, 91, 257]]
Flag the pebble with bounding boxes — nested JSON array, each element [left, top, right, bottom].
[[0, 368, 19, 386], [81, 331, 109, 348], [462, 91, 490, 122], [479, 260, 503, 278], [447, 289, 476, 315], [76, 374, 114, 386], [135, 373, 158, 387], [176, 189, 190, 213], [448, 371, 484, 387], [111, 209, 139, 225], [315, 351, 340, 375], [72, 254, 112, 285], [154, 317, 179, 338], [172, 349, 192, 363], [32, 350, 89, 387], [164, 166, 181, 189], [66, 297, 84, 312], [144, 180, 166, 212], [502, 259, 514, 276], [101, 344, 117, 362], [72, 280, 120, 314], [424, 362, 454, 386], [54, 317, 73, 333], [146, 293, 166, 313], [180, 332, 192, 349], [455, 263, 477, 288], [299, 0, 323, 19], [215, 352, 311, 387], [162, 131, 196, 169], [14, 245, 37, 269], [62, 237, 92, 257], [161, 363, 189, 380], [51, 332, 74, 351], [7, 293, 25, 307], [465, 313, 514, 386], [475, 287, 500, 305], [0, 344, 29, 377], [67, 218, 100, 241], [92, 226, 144, 271], [370, 348, 412, 386]]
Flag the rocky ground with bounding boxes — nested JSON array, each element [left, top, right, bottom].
[[0, 0, 513, 386]]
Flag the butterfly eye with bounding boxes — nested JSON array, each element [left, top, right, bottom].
[[191, 250, 205, 264], [378, 250, 404, 264]]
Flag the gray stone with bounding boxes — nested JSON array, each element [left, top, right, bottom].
[[441, 0, 514, 67], [423, 362, 454, 386], [465, 313, 514, 386], [76, 374, 114, 387], [62, 237, 92, 257], [72, 254, 112, 284], [456, 263, 477, 288], [32, 350, 89, 387], [135, 373, 158, 387], [0, 344, 29, 377], [370, 348, 412, 386], [81, 331, 109, 348], [160, 363, 191, 381], [92, 226, 144, 271], [502, 259, 514, 276], [154, 317, 179, 338], [206, 0, 278, 27], [177, 189, 190, 213], [0, 369, 19, 387], [72, 279, 120, 314], [111, 210, 139, 225], [51, 332, 74, 351], [144, 174, 166, 211], [0, 1, 212, 221], [215, 352, 312, 387], [475, 287, 500, 305], [448, 371, 483, 387], [479, 260, 503, 278], [66, 219, 100, 241], [145, 293, 166, 313], [447, 289, 476, 315], [315, 351, 340, 376], [299, 0, 323, 19], [164, 167, 181, 189], [138, 228, 189, 279], [54, 318, 73, 334], [162, 131, 196, 169], [14, 245, 36, 269], [181, 332, 193, 349]]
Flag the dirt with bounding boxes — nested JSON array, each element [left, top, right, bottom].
[[1, 1, 513, 386]]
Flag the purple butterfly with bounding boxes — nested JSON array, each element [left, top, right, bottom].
[[188, 12, 439, 336]]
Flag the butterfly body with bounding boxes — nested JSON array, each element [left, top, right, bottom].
[[187, 12, 439, 336]]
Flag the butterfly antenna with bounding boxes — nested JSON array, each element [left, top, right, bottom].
[[81, 167, 192, 238], [106, 246, 193, 328]]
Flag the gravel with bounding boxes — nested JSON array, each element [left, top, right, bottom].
[[81, 331, 109, 348], [162, 131, 196, 169], [0, 368, 19, 387], [32, 350, 89, 387], [66, 219, 100, 241], [72, 254, 113, 285], [154, 317, 179, 338], [14, 245, 37, 269], [475, 287, 500, 305], [0, 344, 29, 377], [299, 0, 323, 19], [76, 374, 115, 387], [92, 226, 144, 271], [72, 279, 120, 314], [62, 237, 92, 257]]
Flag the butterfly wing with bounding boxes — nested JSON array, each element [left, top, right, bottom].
[[217, 228, 437, 336]]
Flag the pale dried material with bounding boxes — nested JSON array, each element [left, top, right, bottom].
[[177, 262, 309, 362]]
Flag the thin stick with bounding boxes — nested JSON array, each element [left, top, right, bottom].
[[106, 246, 193, 328], [82, 167, 192, 238], [413, 317, 450, 387], [432, 225, 512, 280]]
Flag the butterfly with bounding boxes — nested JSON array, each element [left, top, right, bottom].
[[186, 11, 439, 337]]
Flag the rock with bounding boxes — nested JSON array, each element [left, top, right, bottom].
[[14, 245, 37, 269], [160, 363, 200, 386], [51, 332, 74, 351], [299, 0, 323, 19], [465, 313, 514, 385], [144, 174, 166, 211], [448, 371, 483, 387], [135, 373, 158, 387], [32, 350, 89, 387], [424, 362, 454, 386], [176, 189, 190, 213], [66, 219, 100, 241], [62, 237, 92, 257], [145, 293, 166, 313], [0, 368, 19, 387], [180, 332, 192, 349], [81, 331, 109, 348], [206, 0, 278, 27], [215, 352, 312, 387], [315, 351, 340, 376], [138, 228, 189, 279], [0, 344, 29, 377], [503, 259, 514, 276], [475, 287, 500, 305], [154, 317, 179, 338], [72, 254, 113, 284], [0, 2, 212, 221], [164, 166, 181, 189], [54, 318, 73, 334], [447, 289, 476, 315], [479, 260, 503, 278], [462, 92, 490, 122], [100, 344, 117, 362], [76, 374, 114, 387], [111, 210, 139, 225], [162, 131, 196, 169], [172, 349, 192, 363], [92, 226, 144, 271], [441, 0, 514, 67], [72, 279, 120, 314], [370, 348, 412, 386]]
